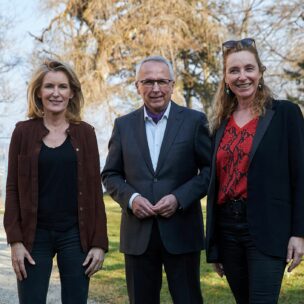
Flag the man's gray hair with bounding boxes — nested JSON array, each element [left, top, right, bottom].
[[135, 55, 175, 81]]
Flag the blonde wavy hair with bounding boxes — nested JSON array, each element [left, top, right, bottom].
[[27, 59, 84, 122], [208, 41, 273, 134]]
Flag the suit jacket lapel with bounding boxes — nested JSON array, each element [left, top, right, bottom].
[[249, 108, 274, 164], [214, 119, 228, 162], [209, 119, 228, 202], [155, 102, 184, 175], [133, 107, 155, 174]]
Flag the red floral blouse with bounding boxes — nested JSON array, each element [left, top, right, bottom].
[[216, 115, 258, 204]]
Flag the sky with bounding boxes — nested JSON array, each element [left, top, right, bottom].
[[0, 1, 53, 133], [5, 1, 54, 98]]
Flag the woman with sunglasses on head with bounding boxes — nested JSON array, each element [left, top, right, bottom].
[[4, 59, 108, 304], [206, 38, 304, 303]]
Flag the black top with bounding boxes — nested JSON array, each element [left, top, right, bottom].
[[37, 136, 78, 231]]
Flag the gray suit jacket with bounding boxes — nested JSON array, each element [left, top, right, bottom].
[[102, 101, 211, 255]]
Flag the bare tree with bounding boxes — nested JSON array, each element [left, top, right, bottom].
[[0, 12, 20, 103], [284, 60, 304, 106], [31, 0, 303, 112], [32, 0, 223, 112], [209, 0, 304, 100]]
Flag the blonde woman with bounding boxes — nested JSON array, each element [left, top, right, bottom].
[[4, 59, 108, 304]]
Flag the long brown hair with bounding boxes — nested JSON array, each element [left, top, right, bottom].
[[208, 41, 273, 134], [27, 59, 84, 122]]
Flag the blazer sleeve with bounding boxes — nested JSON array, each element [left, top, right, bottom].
[[4, 125, 23, 244], [288, 103, 304, 236], [101, 119, 138, 211], [172, 114, 211, 209]]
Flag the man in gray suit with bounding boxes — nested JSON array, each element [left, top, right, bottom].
[[102, 56, 210, 304]]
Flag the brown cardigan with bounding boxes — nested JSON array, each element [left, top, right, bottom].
[[4, 118, 108, 252]]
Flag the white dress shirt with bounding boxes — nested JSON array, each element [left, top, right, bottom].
[[128, 102, 171, 208]]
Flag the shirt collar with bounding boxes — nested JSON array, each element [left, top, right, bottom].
[[144, 101, 171, 122]]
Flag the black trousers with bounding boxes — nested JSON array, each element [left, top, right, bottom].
[[17, 226, 89, 304], [217, 200, 286, 304], [125, 221, 203, 304]]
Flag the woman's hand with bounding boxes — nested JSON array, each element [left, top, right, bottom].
[[213, 263, 225, 277], [11, 242, 35, 281], [83, 247, 105, 277], [286, 236, 304, 272]]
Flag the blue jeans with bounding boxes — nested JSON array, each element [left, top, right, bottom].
[[17, 225, 89, 304], [217, 201, 286, 304]]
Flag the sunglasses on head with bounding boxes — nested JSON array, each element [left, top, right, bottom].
[[222, 38, 256, 52]]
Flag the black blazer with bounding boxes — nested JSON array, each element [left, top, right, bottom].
[[206, 100, 304, 262], [102, 101, 211, 255]]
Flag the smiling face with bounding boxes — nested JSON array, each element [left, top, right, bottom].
[[136, 61, 174, 114], [225, 50, 262, 104], [38, 71, 74, 116]]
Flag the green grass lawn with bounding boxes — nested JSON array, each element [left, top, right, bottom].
[[89, 196, 304, 303]]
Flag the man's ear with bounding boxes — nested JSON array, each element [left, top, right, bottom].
[[135, 82, 140, 94]]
